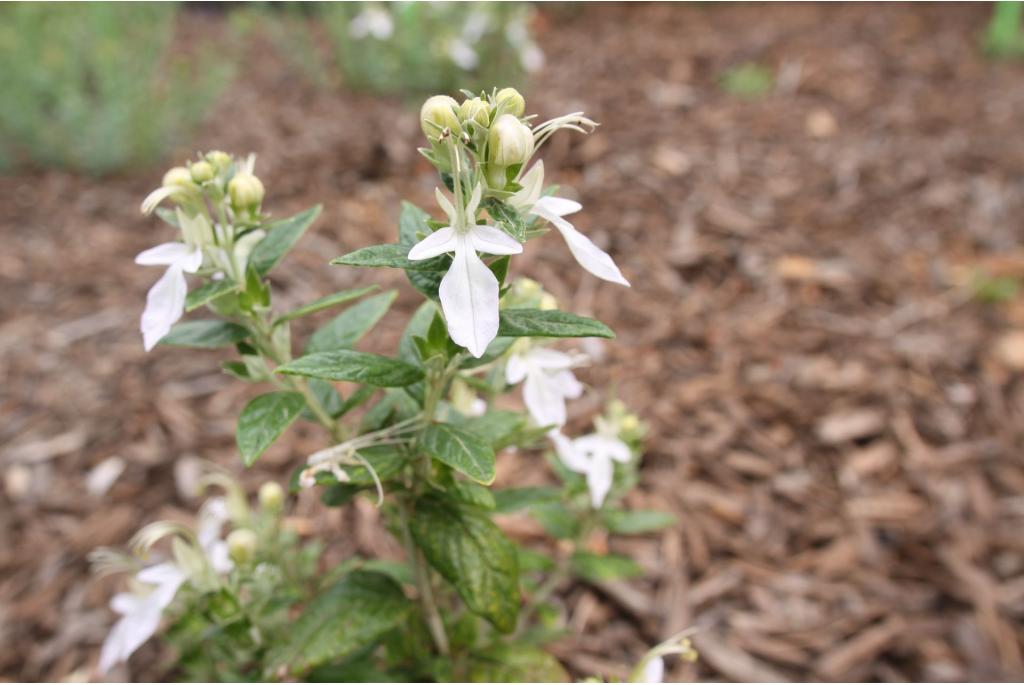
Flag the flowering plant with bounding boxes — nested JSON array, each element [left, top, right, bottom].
[[95, 88, 685, 682]]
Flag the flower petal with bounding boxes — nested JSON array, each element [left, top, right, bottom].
[[140, 186, 175, 215], [526, 347, 575, 371], [99, 594, 165, 673], [550, 431, 590, 473], [575, 434, 632, 464], [535, 194, 582, 217], [505, 352, 529, 384], [135, 242, 194, 267], [141, 265, 187, 351], [469, 224, 523, 256], [435, 187, 458, 225], [642, 656, 665, 684], [408, 226, 457, 260], [438, 235, 500, 357], [523, 371, 567, 428], [534, 207, 630, 286], [510, 160, 544, 211], [552, 369, 584, 399], [585, 455, 614, 508], [466, 182, 484, 217]]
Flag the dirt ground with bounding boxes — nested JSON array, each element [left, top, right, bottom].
[[3, 3, 1024, 682]]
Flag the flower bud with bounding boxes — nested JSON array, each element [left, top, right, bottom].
[[495, 87, 525, 117], [162, 166, 194, 189], [459, 97, 490, 128], [206, 150, 232, 173], [539, 294, 558, 311], [189, 160, 215, 184], [258, 481, 285, 514], [420, 95, 461, 138], [488, 114, 534, 167], [227, 528, 258, 565], [228, 172, 265, 212]]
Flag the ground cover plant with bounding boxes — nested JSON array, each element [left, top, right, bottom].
[[0, 3, 230, 174], [91, 89, 687, 682]]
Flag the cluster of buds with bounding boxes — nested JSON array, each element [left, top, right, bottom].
[[418, 87, 593, 194], [137, 151, 269, 350]]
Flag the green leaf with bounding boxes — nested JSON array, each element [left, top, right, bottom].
[[450, 481, 496, 510], [497, 309, 614, 339], [236, 391, 306, 466], [399, 301, 438, 364], [422, 423, 495, 485], [305, 291, 397, 353], [331, 243, 442, 271], [398, 200, 431, 245], [159, 320, 249, 348], [411, 494, 519, 633], [220, 360, 252, 381], [493, 487, 561, 514], [336, 384, 376, 417], [273, 285, 378, 325], [483, 198, 528, 242], [265, 571, 411, 678], [360, 389, 420, 432], [570, 551, 643, 583], [251, 205, 322, 276], [602, 509, 677, 535], [305, 378, 343, 420], [277, 350, 424, 387], [466, 644, 568, 683], [185, 279, 237, 312], [456, 410, 527, 450], [405, 255, 450, 300]]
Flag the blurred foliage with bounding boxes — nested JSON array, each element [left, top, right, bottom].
[[266, 2, 542, 99], [985, 1, 1024, 59], [720, 61, 774, 98], [0, 3, 232, 175], [969, 270, 1020, 304]]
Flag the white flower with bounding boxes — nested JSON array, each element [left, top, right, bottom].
[[505, 346, 584, 428], [550, 428, 631, 508], [98, 562, 186, 674], [408, 184, 522, 357], [448, 38, 479, 70], [349, 5, 393, 40], [510, 161, 630, 286], [641, 656, 665, 683], [136, 240, 203, 352], [98, 498, 234, 673]]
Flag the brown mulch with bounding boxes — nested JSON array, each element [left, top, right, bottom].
[[3, 3, 1024, 682]]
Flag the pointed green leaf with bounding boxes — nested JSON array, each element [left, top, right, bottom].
[[305, 291, 397, 354], [185, 279, 237, 312], [331, 244, 442, 271], [602, 509, 678, 535], [398, 200, 431, 245], [570, 551, 643, 582], [467, 644, 569, 683], [493, 487, 562, 514], [498, 309, 614, 339], [273, 285, 378, 326], [411, 494, 519, 633], [237, 392, 306, 466], [277, 350, 424, 387], [159, 320, 249, 348], [422, 423, 495, 484], [265, 571, 411, 678], [251, 205, 322, 276]]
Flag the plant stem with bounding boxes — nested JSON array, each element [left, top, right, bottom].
[[398, 498, 450, 656]]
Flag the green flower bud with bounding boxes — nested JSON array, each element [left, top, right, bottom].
[[227, 528, 258, 566], [459, 97, 490, 128], [189, 160, 215, 184], [206, 150, 232, 173], [258, 481, 285, 514], [162, 166, 194, 189], [228, 172, 264, 212], [488, 114, 534, 168], [495, 87, 526, 117], [420, 95, 461, 138]]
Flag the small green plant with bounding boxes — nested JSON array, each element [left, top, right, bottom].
[[720, 61, 774, 98], [0, 3, 231, 174], [269, 3, 543, 97], [969, 269, 1020, 303], [985, 1, 1024, 59], [94, 89, 687, 682]]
